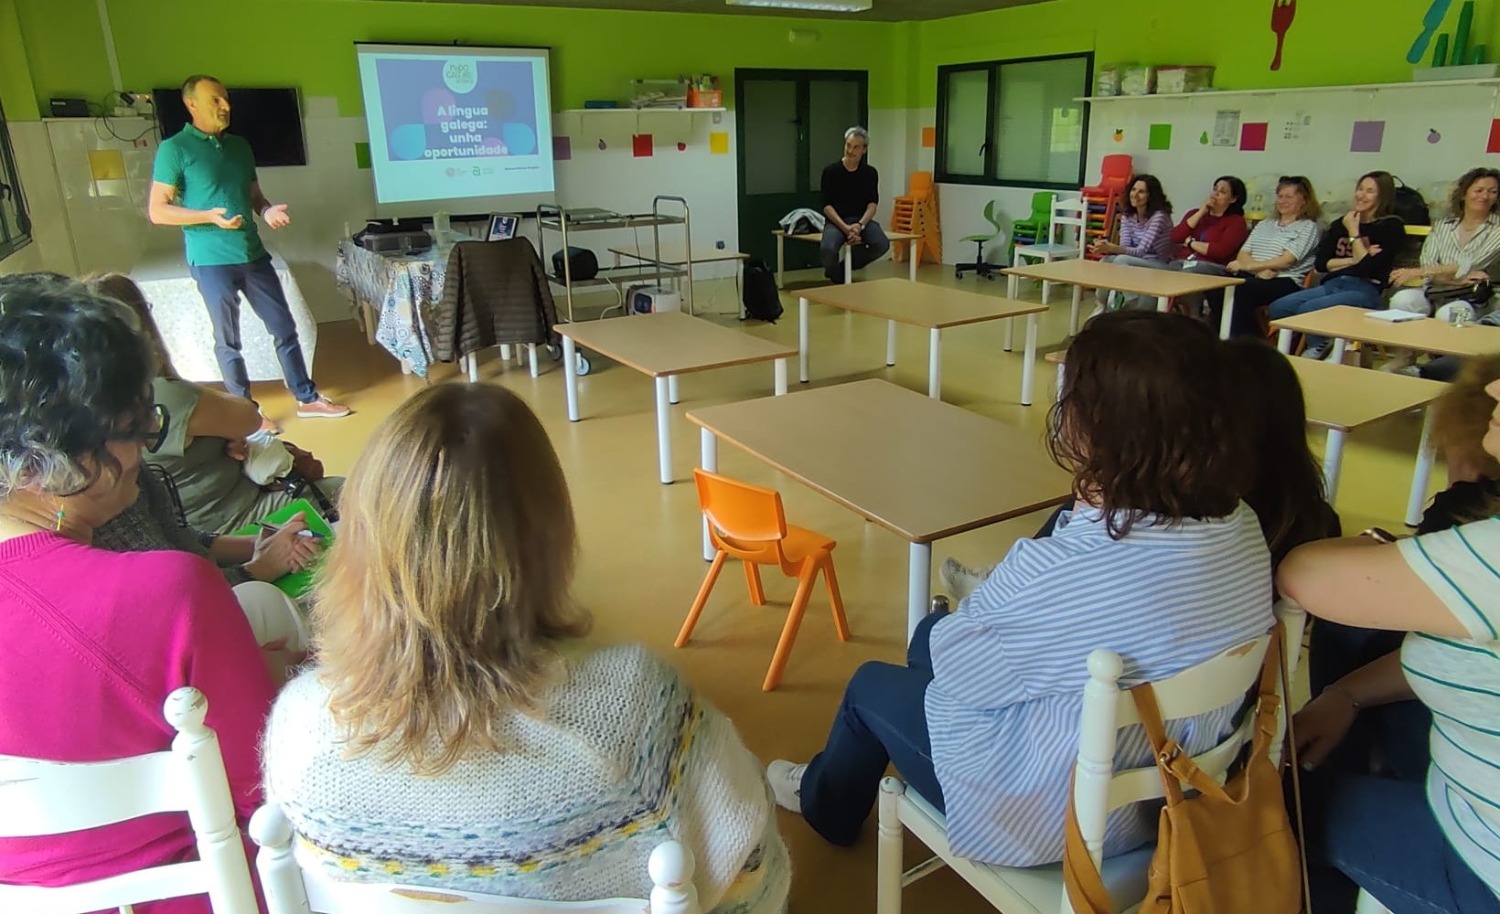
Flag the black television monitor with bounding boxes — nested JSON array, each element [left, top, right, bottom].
[[153, 86, 308, 167]]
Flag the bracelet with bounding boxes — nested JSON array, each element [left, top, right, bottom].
[[1325, 684, 1362, 710]]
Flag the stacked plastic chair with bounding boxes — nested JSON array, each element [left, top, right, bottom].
[[1007, 192, 1054, 265], [890, 171, 942, 267], [1080, 154, 1132, 260]]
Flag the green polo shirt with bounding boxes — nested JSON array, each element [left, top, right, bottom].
[[152, 125, 266, 266]]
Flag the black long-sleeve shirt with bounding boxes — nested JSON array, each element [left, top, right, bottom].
[[1315, 214, 1405, 287], [821, 161, 879, 223]]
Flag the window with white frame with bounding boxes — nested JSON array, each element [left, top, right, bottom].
[[935, 52, 1092, 190], [0, 97, 32, 261]]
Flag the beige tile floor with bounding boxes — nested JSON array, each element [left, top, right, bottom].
[[256, 259, 1428, 913]]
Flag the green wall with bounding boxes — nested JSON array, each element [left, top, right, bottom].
[[13, 0, 902, 118], [0, 0, 40, 120], [913, 0, 1500, 106]]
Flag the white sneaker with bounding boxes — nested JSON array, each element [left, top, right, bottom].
[[767, 760, 807, 813], [940, 557, 988, 602], [1299, 342, 1330, 361]]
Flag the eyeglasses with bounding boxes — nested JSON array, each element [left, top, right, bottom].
[[110, 403, 170, 454]]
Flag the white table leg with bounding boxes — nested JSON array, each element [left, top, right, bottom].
[[1276, 329, 1294, 354], [774, 358, 788, 396], [528, 344, 539, 378], [887, 320, 898, 367], [1406, 405, 1437, 527], [668, 374, 681, 405], [844, 246, 853, 284], [700, 428, 718, 561], [776, 235, 786, 289], [799, 297, 811, 383], [1007, 266, 1019, 300], [562, 336, 580, 422], [1331, 337, 1348, 365], [1155, 294, 1170, 313], [909, 248, 918, 282], [1021, 313, 1039, 406], [466, 353, 479, 383], [1322, 428, 1347, 503], [500, 344, 513, 361], [1218, 285, 1237, 340], [907, 541, 932, 644], [400, 358, 413, 376], [1004, 317, 1015, 352], [927, 328, 941, 399], [655, 376, 673, 485], [1070, 285, 1082, 336]]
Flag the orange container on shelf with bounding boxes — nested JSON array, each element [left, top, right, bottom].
[[688, 88, 722, 108]]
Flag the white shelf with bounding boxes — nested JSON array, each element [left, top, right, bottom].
[[1077, 76, 1500, 102], [558, 107, 726, 114]]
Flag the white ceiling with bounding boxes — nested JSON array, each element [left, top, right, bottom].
[[370, 0, 1045, 22]]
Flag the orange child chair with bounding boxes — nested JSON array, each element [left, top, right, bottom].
[[677, 469, 850, 691]]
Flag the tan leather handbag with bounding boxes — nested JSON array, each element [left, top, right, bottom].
[[1063, 626, 1306, 914]]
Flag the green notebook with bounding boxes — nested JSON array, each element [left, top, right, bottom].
[[230, 498, 334, 599]]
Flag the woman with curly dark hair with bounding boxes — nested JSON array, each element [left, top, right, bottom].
[[767, 311, 1275, 866], [1090, 174, 1175, 312], [0, 274, 276, 914]]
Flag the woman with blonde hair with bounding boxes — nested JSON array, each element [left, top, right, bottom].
[[1206, 175, 1323, 337], [261, 383, 789, 912]]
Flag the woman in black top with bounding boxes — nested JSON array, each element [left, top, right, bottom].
[[1269, 171, 1407, 359]]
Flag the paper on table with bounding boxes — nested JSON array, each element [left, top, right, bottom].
[[1366, 309, 1425, 322]]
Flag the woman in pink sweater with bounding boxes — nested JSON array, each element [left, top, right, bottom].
[[0, 274, 276, 913]]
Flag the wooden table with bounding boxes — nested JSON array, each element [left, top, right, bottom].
[[1290, 358, 1448, 524], [607, 245, 750, 317], [774, 229, 922, 287], [1003, 259, 1244, 339], [555, 312, 797, 484], [686, 379, 1072, 639], [796, 278, 1049, 403], [1273, 305, 1500, 363]]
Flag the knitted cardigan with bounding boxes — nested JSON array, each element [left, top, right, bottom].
[[93, 468, 251, 585], [262, 643, 789, 914]]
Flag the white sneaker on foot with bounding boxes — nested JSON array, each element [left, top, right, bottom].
[[939, 557, 988, 602], [1299, 342, 1330, 361], [767, 760, 807, 814]]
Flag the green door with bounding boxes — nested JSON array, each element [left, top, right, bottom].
[[736, 69, 868, 272]]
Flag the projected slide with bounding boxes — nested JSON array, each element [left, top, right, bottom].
[[356, 44, 555, 209]]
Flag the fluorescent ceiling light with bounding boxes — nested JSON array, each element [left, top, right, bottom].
[[726, 0, 872, 11]]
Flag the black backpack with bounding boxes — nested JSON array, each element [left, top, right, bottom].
[[1391, 177, 1431, 226], [741, 258, 784, 323]]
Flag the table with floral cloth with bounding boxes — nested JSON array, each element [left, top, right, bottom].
[[335, 241, 449, 378]]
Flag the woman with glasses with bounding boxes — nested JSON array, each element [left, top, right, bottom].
[[1206, 175, 1322, 337], [0, 274, 278, 913], [87, 273, 343, 535]]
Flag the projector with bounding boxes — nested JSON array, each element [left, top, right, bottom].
[[627, 285, 681, 315], [359, 230, 433, 255]]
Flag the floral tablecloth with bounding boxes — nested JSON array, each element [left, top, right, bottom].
[[335, 242, 449, 377]]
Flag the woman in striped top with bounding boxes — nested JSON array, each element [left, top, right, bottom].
[[1280, 375, 1500, 914], [1207, 175, 1322, 337], [767, 311, 1274, 866], [1090, 174, 1174, 311]]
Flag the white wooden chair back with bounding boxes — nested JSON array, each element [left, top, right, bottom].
[[1048, 197, 1089, 256], [249, 804, 702, 914], [0, 687, 258, 914], [876, 599, 1303, 914]]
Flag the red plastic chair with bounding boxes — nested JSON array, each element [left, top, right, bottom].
[[676, 469, 849, 691], [1081, 154, 1133, 197]]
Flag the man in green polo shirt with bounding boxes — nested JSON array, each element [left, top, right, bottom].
[[149, 74, 348, 430]]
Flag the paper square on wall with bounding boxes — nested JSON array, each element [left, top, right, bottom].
[[709, 131, 730, 155], [921, 126, 936, 148], [1239, 122, 1268, 151], [1147, 123, 1172, 150], [1350, 120, 1385, 153], [353, 142, 371, 170], [88, 149, 125, 181], [553, 136, 572, 161], [633, 134, 653, 157], [1488, 120, 1500, 154]]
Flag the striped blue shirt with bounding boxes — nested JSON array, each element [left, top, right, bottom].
[[1398, 518, 1500, 899], [924, 502, 1274, 866]]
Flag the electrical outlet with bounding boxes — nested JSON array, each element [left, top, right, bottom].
[[715, 240, 725, 249]]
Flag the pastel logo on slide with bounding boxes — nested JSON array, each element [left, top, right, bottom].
[[443, 59, 479, 94]]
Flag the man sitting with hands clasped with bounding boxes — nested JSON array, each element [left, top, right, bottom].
[[819, 126, 890, 284]]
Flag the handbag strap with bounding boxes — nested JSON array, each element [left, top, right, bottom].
[[1277, 623, 1313, 914], [1064, 797, 1117, 914], [1130, 681, 1188, 805]]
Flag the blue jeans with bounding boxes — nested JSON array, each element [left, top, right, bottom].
[[1305, 772, 1500, 914], [1267, 275, 1385, 351], [190, 255, 318, 403], [799, 610, 945, 846], [820, 220, 891, 282]]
